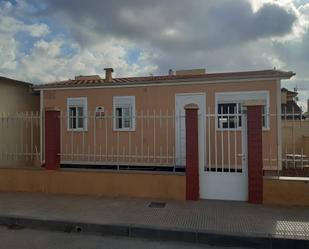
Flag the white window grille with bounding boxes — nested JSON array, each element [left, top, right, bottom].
[[217, 103, 242, 129], [216, 91, 269, 130], [217, 103, 267, 129]]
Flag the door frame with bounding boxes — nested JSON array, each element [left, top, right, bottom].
[[175, 93, 206, 173]]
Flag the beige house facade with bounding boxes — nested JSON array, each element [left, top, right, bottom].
[[36, 70, 292, 170], [35, 68, 294, 201]]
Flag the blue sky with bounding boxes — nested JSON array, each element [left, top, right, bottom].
[[0, 0, 308, 109]]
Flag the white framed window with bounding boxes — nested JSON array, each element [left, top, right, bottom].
[[216, 91, 270, 130], [217, 102, 268, 129], [113, 96, 135, 131], [67, 97, 88, 131], [218, 102, 242, 129], [261, 105, 267, 128]]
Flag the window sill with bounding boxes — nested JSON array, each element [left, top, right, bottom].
[[67, 129, 88, 132], [113, 129, 135, 132], [216, 127, 269, 131], [216, 128, 242, 132]]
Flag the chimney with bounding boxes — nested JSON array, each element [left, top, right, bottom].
[[168, 69, 174, 76], [104, 68, 114, 82]]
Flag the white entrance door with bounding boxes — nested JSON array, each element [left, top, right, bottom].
[[175, 93, 205, 170], [202, 114, 248, 201]]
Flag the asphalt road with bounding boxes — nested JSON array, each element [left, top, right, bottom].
[[0, 226, 246, 249]]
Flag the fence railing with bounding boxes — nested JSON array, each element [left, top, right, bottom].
[[59, 109, 246, 173], [203, 110, 244, 174], [260, 110, 309, 175], [59, 110, 176, 167], [280, 111, 309, 174], [0, 108, 306, 174], [59, 109, 309, 175], [0, 112, 40, 167]]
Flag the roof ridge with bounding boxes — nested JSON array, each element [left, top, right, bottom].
[[34, 69, 295, 89]]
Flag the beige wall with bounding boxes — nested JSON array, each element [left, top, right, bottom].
[[43, 80, 279, 170], [0, 78, 39, 113], [0, 119, 40, 168], [0, 169, 186, 200], [0, 78, 40, 167], [282, 120, 309, 155], [263, 178, 309, 206], [1, 169, 308, 205], [304, 136, 309, 156]]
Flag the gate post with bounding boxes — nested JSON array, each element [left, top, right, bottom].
[[185, 104, 199, 201], [44, 108, 60, 170], [245, 101, 264, 204]]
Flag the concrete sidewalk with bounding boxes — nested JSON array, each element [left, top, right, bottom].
[[0, 192, 308, 248]]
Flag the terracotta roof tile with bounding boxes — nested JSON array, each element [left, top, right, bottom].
[[34, 69, 295, 90]]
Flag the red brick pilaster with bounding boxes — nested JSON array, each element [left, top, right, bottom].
[[247, 105, 263, 204], [45, 108, 60, 170], [185, 104, 199, 201]]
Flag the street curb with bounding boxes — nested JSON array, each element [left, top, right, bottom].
[[0, 215, 308, 249]]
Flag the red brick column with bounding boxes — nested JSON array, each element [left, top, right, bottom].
[[44, 108, 60, 170], [185, 104, 199, 201], [247, 105, 263, 204]]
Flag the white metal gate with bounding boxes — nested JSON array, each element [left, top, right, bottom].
[[175, 94, 248, 201], [203, 111, 248, 201]]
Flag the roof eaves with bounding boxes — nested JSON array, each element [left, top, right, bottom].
[[33, 70, 295, 90], [0, 76, 33, 86]]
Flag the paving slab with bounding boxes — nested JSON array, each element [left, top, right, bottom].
[[0, 192, 308, 248]]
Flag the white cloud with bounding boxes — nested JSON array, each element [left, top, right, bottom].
[[0, 0, 308, 111], [0, 1, 157, 83], [25, 23, 50, 37], [0, 1, 49, 37], [16, 38, 157, 83], [0, 34, 18, 70]]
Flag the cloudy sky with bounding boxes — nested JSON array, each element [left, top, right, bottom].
[[0, 0, 308, 109]]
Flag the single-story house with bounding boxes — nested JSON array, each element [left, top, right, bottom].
[[34, 68, 295, 201]]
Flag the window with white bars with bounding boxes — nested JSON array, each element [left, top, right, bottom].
[[216, 91, 270, 130], [217, 103, 268, 129], [67, 97, 88, 131], [113, 96, 135, 131], [218, 103, 242, 129]]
